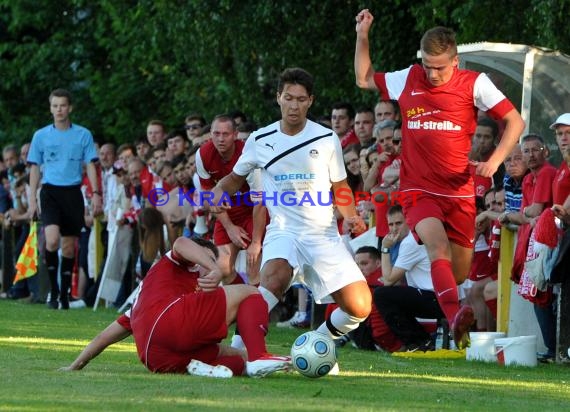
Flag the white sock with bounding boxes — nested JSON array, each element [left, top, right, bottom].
[[258, 286, 279, 312], [316, 308, 365, 339], [230, 334, 245, 350]]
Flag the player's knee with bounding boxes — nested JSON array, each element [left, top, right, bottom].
[[344, 297, 372, 319]]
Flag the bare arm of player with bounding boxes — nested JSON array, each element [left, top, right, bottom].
[[475, 109, 525, 178], [86, 161, 103, 216], [380, 234, 406, 286], [27, 164, 40, 219], [172, 237, 224, 292], [216, 211, 251, 249], [354, 9, 378, 90], [332, 179, 367, 236], [210, 172, 248, 214], [246, 204, 266, 284], [60, 320, 131, 371]]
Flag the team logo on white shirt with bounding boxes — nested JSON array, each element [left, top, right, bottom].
[[309, 149, 319, 158]]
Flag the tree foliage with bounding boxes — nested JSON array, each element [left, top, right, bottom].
[[0, 0, 568, 146]]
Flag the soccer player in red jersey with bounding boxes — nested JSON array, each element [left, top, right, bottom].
[[60, 237, 290, 378], [354, 9, 525, 348], [196, 114, 266, 285]]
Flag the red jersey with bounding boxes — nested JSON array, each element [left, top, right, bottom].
[[196, 139, 253, 222], [130, 252, 202, 365], [374, 153, 400, 237], [553, 162, 570, 204], [340, 129, 359, 149], [139, 166, 155, 199], [521, 162, 557, 209], [374, 64, 514, 197]]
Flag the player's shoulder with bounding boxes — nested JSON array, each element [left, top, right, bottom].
[[199, 140, 216, 156], [306, 119, 333, 134], [456, 68, 485, 82], [250, 121, 280, 143], [70, 123, 94, 138], [33, 124, 54, 138]]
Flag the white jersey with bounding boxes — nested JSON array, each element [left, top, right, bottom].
[[394, 232, 433, 291], [233, 120, 346, 238]]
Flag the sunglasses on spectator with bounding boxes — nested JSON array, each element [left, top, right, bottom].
[[185, 124, 202, 130], [393, 139, 401, 144]]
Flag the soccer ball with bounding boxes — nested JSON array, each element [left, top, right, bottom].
[[291, 331, 337, 378]]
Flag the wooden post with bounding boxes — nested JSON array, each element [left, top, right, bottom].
[[497, 226, 515, 332], [556, 281, 570, 362]]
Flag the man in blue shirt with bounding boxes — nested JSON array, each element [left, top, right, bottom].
[[27, 88, 102, 309]]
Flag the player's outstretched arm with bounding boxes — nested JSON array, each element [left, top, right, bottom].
[[354, 9, 378, 90], [60, 320, 131, 371]]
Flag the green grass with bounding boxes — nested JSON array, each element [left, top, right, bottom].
[[1, 299, 569, 411]]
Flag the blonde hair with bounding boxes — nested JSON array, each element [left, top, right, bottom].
[[420, 26, 457, 57]]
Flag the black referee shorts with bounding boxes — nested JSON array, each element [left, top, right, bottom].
[[40, 184, 85, 237]]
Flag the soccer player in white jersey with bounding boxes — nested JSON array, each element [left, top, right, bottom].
[[354, 9, 525, 348], [211, 68, 371, 358]]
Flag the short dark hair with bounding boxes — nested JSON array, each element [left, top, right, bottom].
[[278, 67, 314, 96], [192, 238, 219, 259], [331, 102, 355, 120], [387, 204, 403, 216], [521, 133, 545, 145], [185, 113, 207, 126], [212, 114, 237, 130], [477, 117, 499, 138], [355, 246, 381, 261], [166, 129, 189, 143], [49, 88, 73, 104]]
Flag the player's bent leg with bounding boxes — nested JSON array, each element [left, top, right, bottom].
[[259, 258, 294, 301], [449, 242, 476, 348], [187, 359, 233, 378], [316, 281, 371, 340], [222, 284, 259, 325], [450, 242, 474, 285]]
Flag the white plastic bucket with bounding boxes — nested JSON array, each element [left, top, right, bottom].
[[494, 335, 537, 367], [466, 332, 506, 362]]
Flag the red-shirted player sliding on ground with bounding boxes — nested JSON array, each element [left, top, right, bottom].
[[60, 237, 290, 378], [354, 9, 525, 348]]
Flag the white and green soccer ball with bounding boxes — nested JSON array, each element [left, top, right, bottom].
[[291, 331, 337, 378]]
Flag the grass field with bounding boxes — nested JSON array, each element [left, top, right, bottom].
[[1, 299, 569, 411]]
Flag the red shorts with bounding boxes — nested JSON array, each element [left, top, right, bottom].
[[143, 287, 228, 373], [213, 213, 254, 246], [468, 250, 497, 282], [402, 191, 476, 249]]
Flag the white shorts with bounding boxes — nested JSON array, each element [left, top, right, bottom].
[[261, 231, 365, 304]]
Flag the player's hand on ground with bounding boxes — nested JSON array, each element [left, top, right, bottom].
[[227, 225, 251, 249]]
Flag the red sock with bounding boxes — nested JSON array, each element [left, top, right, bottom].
[[485, 298, 498, 320], [212, 355, 245, 376], [230, 273, 245, 285], [325, 303, 338, 320], [237, 294, 269, 361], [431, 259, 459, 324]]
